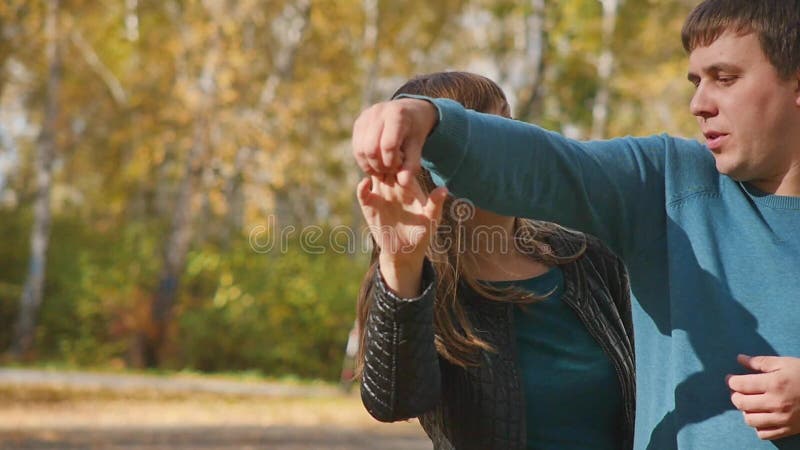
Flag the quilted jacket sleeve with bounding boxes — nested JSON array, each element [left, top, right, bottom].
[[360, 258, 442, 422]]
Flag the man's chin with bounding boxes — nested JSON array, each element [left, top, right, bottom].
[[714, 157, 747, 180]]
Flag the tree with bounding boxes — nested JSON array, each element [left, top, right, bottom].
[[141, 0, 224, 367], [590, 0, 620, 139], [10, 0, 62, 358]]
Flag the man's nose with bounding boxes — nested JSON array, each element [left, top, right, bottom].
[[690, 84, 718, 120]]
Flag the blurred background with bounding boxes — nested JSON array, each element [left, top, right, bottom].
[[0, 0, 699, 447]]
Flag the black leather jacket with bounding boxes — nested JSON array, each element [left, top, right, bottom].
[[360, 232, 636, 450]]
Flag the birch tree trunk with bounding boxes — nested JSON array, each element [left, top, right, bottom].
[[259, 0, 311, 108], [511, 0, 546, 122], [0, 120, 18, 194], [359, 0, 379, 111], [261, 0, 311, 231], [10, 0, 61, 358], [141, 12, 221, 367], [220, 145, 250, 244], [349, 0, 380, 247], [143, 114, 210, 367], [590, 0, 619, 139]]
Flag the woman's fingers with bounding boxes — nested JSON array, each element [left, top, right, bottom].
[[362, 174, 445, 236], [356, 177, 373, 206], [425, 186, 449, 223]]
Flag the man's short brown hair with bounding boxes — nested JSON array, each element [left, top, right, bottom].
[[682, 0, 800, 79]]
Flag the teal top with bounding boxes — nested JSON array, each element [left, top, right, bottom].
[[491, 268, 623, 450], [415, 96, 800, 449]]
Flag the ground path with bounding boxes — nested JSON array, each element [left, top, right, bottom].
[[0, 368, 431, 450]]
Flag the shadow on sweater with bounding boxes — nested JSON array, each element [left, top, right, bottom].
[[637, 219, 799, 450]]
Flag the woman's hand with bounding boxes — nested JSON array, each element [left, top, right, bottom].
[[357, 174, 447, 297]]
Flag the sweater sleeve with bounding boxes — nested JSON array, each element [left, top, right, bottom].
[[407, 95, 682, 261], [360, 258, 442, 422]]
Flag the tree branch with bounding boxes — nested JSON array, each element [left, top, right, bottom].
[[69, 29, 128, 106]]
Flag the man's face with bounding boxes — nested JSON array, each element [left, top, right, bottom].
[[687, 31, 800, 185]]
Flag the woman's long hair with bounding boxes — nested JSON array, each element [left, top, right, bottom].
[[355, 71, 586, 371]]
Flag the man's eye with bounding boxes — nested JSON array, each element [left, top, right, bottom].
[[718, 76, 736, 85]]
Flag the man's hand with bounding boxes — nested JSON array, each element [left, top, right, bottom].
[[352, 98, 438, 186], [728, 354, 800, 440]]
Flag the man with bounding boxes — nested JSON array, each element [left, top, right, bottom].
[[351, 1, 800, 449]]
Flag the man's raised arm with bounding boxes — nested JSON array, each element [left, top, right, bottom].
[[353, 96, 682, 261]]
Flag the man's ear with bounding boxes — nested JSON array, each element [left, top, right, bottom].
[[795, 70, 800, 106]]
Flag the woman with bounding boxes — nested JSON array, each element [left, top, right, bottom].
[[355, 71, 635, 450]]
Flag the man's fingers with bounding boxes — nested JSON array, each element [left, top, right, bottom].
[[731, 391, 771, 413], [352, 107, 383, 175], [397, 169, 415, 187], [739, 354, 781, 373], [351, 115, 369, 173], [378, 110, 407, 172], [353, 98, 436, 182], [353, 103, 398, 175], [353, 98, 436, 179], [755, 427, 791, 441], [729, 373, 769, 394], [743, 412, 784, 429], [363, 121, 386, 174], [397, 138, 423, 187], [379, 134, 402, 172]]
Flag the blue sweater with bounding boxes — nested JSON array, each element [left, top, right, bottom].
[[416, 97, 800, 450]]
